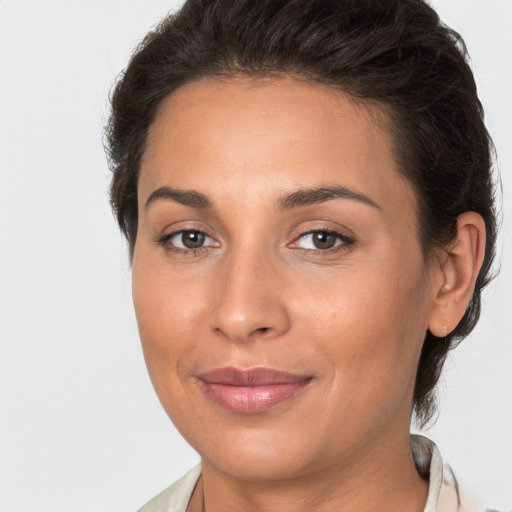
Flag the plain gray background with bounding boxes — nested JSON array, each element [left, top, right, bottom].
[[0, 0, 510, 510]]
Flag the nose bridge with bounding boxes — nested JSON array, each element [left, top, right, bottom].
[[208, 239, 290, 342]]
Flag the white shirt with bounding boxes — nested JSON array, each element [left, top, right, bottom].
[[138, 435, 483, 512]]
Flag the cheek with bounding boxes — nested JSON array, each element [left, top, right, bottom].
[[305, 255, 430, 409], [131, 259, 208, 392]]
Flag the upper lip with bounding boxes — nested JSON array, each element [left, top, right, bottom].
[[196, 367, 312, 386]]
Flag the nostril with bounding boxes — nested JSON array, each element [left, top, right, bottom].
[[250, 326, 272, 337]]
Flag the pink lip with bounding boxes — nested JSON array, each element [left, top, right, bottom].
[[196, 367, 312, 414]]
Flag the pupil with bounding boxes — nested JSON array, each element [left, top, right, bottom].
[[313, 231, 336, 249], [182, 231, 205, 249]]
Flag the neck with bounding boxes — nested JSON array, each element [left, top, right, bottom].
[[190, 430, 429, 512]]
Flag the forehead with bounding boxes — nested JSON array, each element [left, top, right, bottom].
[[139, 76, 415, 214]]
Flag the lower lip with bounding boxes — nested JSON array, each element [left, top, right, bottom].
[[198, 380, 311, 414]]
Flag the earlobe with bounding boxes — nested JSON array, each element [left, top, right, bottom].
[[428, 212, 486, 337]]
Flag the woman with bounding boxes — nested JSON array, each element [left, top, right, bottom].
[[105, 0, 497, 510]]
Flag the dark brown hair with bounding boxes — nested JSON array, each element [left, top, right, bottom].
[[105, 0, 497, 426]]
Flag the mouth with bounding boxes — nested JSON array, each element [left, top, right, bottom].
[[196, 367, 313, 414]]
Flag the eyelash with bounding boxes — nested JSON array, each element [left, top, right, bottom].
[[157, 230, 218, 257], [289, 229, 355, 255], [156, 228, 355, 257]]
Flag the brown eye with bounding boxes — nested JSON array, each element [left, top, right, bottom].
[[160, 229, 220, 253], [311, 231, 337, 249], [180, 231, 205, 249], [289, 229, 354, 252]]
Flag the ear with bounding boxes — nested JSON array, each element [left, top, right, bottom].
[[428, 212, 486, 337]]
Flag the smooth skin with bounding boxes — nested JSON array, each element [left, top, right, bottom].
[[132, 77, 486, 512]]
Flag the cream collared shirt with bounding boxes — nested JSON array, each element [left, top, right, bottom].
[[138, 435, 483, 512]]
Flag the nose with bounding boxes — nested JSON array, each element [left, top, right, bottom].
[[208, 249, 291, 343]]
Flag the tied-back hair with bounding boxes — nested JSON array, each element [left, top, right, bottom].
[[105, 0, 497, 426]]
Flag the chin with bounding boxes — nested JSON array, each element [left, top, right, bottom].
[[187, 421, 327, 481], [205, 445, 309, 481]]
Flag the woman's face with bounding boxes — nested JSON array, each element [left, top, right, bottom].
[[133, 77, 437, 480]]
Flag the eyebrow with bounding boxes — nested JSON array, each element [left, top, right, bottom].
[[144, 184, 381, 212], [276, 185, 381, 211], [145, 186, 213, 210]]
